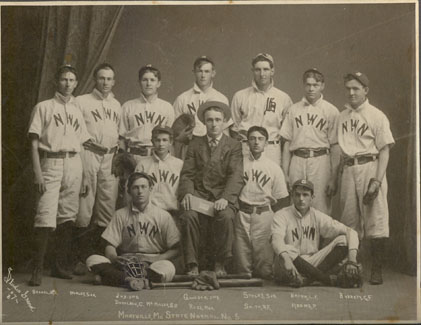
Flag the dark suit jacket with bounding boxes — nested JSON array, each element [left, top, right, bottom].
[[178, 134, 244, 206]]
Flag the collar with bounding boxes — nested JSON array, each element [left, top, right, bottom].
[[247, 151, 265, 161], [207, 133, 223, 143], [152, 150, 171, 162], [130, 201, 150, 214], [92, 88, 114, 100], [193, 82, 214, 94], [303, 94, 323, 107], [345, 99, 369, 113], [292, 205, 311, 219], [140, 92, 158, 103], [55, 91, 75, 104], [252, 79, 274, 93]]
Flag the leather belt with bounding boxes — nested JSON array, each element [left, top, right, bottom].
[[239, 200, 270, 215], [39, 150, 77, 159], [293, 148, 330, 159], [344, 155, 378, 167], [128, 146, 153, 156], [85, 145, 118, 156]]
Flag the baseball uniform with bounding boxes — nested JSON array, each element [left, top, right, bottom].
[[135, 152, 183, 212], [280, 96, 339, 214], [234, 152, 289, 278], [28, 91, 91, 228], [231, 80, 292, 165], [338, 99, 395, 239], [76, 88, 121, 228], [120, 94, 174, 163]]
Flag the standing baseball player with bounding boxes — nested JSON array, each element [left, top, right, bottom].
[[338, 72, 394, 285], [231, 53, 293, 165], [27, 65, 91, 286], [234, 126, 289, 279], [73, 63, 121, 274], [135, 125, 183, 213], [271, 179, 361, 288], [280, 68, 340, 214], [120, 65, 174, 163], [173, 56, 231, 160], [85, 172, 180, 290]]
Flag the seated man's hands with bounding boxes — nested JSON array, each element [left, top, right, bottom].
[[181, 193, 193, 211], [214, 198, 228, 211]]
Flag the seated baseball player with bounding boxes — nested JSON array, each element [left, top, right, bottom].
[[178, 101, 244, 277], [86, 172, 180, 290], [234, 126, 289, 279], [134, 125, 183, 214], [271, 179, 361, 288]]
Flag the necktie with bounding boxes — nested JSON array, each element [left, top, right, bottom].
[[209, 138, 218, 153]]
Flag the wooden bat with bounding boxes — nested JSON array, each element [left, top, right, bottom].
[[172, 273, 251, 282], [150, 278, 263, 289]]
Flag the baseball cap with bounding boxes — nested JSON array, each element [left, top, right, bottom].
[[148, 260, 176, 282], [56, 64, 78, 80], [197, 101, 231, 124], [152, 125, 173, 137], [193, 56, 214, 69], [252, 53, 274, 66], [292, 179, 314, 192], [345, 71, 369, 87]]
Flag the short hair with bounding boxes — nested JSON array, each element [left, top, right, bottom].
[[56, 65, 78, 81], [193, 56, 215, 70], [138, 65, 161, 81], [152, 128, 173, 140], [247, 126, 269, 140], [252, 54, 274, 68], [127, 172, 153, 193], [292, 184, 314, 196], [93, 63, 115, 78], [343, 73, 369, 87], [203, 106, 226, 119], [303, 69, 324, 83]]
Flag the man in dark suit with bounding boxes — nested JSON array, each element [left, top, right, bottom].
[[178, 101, 244, 276]]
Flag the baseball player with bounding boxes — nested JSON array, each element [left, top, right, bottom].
[[74, 63, 121, 274], [271, 179, 361, 287], [280, 68, 340, 214], [231, 53, 293, 165], [135, 125, 183, 213], [85, 172, 180, 290], [234, 126, 289, 279], [27, 65, 91, 286], [338, 72, 395, 285], [173, 56, 231, 160], [120, 65, 175, 164]]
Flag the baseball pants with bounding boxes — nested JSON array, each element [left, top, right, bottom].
[[34, 155, 82, 228], [233, 209, 274, 279], [340, 160, 389, 239], [242, 142, 281, 166], [77, 150, 118, 228], [289, 154, 332, 214]]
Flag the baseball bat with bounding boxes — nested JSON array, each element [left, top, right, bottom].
[[150, 278, 263, 289], [172, 273, 251, 282]]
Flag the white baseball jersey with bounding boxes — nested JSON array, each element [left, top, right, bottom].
[[76, 88, 121, 148], [28, 92, 91, 152], [102, 202, 180, 254], [271, 205, 359, 260], [240, 152, 289, 205], [280, 96, 339, 150], [120, 94, 175, 147], [231, 80, 292, 141], [338, 99, 395, 157], [173, 83, 232, 136], [135, 152, 183, 211]]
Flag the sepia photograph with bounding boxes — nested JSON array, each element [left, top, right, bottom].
[[1, 1, 419, 324]]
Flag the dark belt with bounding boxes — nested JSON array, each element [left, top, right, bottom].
[[239, 200, 270, 215], [128, 146, 152, 156], [344, 155, 378, 167], [39, 150, 77, 159], [293, 148, 330, 159], [85, 145, 118, 156]]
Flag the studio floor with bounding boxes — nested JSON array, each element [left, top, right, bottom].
[[1, 265, 418, 324]]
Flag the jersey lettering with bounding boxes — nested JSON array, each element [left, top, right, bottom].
[[127, 224, 136, 238], [134, 111, 167, 127], [53, 113, 64, 127], [66, 114, 80, 132], [307, 113, 318, 125], [187, 100, 205, 115], [294, 113, 327, 131], [126, 221, 159, 238], [341, 119, 369, 136], [91, 109, 102, 122], [104, 108, 112, 120], [295, 115, 303, 128], [291, 226, 316, 242], [149, 170, 179, 188], [264, 97, 276, 114], [250, 169, 271, 187]]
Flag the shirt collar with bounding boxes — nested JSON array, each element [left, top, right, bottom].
[[140, 92, 158, 103], [302, 94, 324, 107], [252, 79, 274, 93], [345, 98, 369, 113], [92, 87, 115, 100], [130, 201, 150, 214], [55, 91, 75, 104], [152, 150, 171, 162], [292, 205, 311, 219], [193, 82, 214, 94], [247, 151, 265, 161], [207, 133, 223, 143]]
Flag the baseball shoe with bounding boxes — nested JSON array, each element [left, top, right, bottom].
[[369, 266, 383, 285], [29, 267, 43, 286], [73, 261, 88, 275], [186, 263, 199, 276], [214, 262, 227, 277]]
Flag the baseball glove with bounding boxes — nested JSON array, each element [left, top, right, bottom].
[[115, 255, 150, 290], [172, 113, 195, 144], [111, 152, 137, 178], [336, 261, 363, 288], [192, 270, 220, 291], [363, 178, 381, 205]]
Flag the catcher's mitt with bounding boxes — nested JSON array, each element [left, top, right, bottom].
[[192, 270, 220, 291], [363, 178, 381, 205], [111, 152, 137, 178], [115, 255, 150, 290], [336, 261, 363, 288], [172, 113, 195, 144]]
